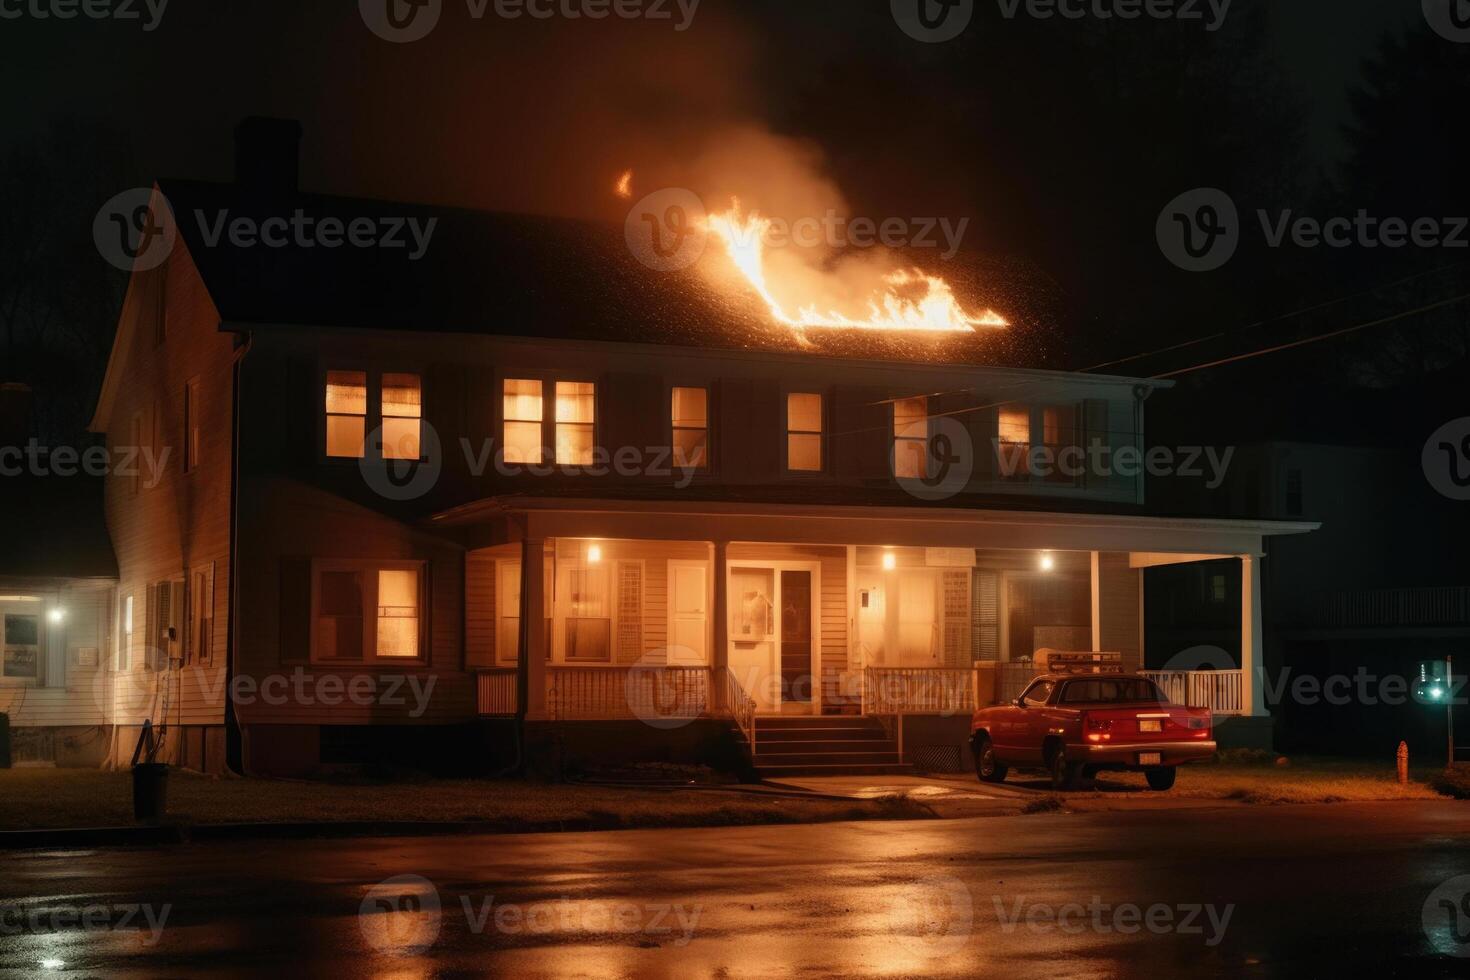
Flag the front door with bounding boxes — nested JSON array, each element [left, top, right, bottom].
[[780, 570, 813, 706]]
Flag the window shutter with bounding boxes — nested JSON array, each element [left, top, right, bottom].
[[616, 561, 644, 664], [971, 570, 1000, 661], [465, 553, 496, 669], [942, 569, 970, 668], [279, 558, 312, 664], [832, 385, 890, 480], [167, 580, 185, 664]]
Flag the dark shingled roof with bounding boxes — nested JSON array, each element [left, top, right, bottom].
[[158, 178, 1070, 368]]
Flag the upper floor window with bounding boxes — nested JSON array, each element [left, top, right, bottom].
[[786, 392, 823, 472], [893, 396, 928, 479], [555, 381, 595, 465], [503, 379, 543, 464], [672, 387, 709, 470], [325, 371, 421, 461], [382, 373, 422, 460], [1041, 405, 1078, 483], [325, 371, 368, 458]]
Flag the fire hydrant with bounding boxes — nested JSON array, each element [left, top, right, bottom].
[[1397, 741, 1409, 785]]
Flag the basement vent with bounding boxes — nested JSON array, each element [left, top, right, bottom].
[[912, 744, 963, 774]]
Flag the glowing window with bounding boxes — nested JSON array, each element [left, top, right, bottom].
[[555, 381, 595, 466], [503, 379, 543, 465], [325, 370, 367, 459], [382, 373, 422, 461], [998, 406, 1030, 444], [893, 396, 928, 479], [672, 387, 709, 470], [315, 569, 364, 661], [787, 392, 823, 472], [376, 569, 420, 658]]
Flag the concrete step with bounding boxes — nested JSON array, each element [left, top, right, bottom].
[[751, 726, 887, 742], [755, 739, 899, 755]]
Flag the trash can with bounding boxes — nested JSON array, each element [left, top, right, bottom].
[[132, 762, 169, 821], [0, 713, 10, 769]]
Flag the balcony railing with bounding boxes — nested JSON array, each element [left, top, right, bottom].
[[548, 665, 712, 721], [862, 667, 976, 716], [1297, 587, 1470, 629], [1141, 669, 1244, 716]]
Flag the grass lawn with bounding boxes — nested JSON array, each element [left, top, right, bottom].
[[0, 769, 932, 833], [1080, 756, 1452, 804]]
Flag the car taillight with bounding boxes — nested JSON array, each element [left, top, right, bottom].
[[1085, 716, 1112, 741], [1187, 714, 1211, 735]]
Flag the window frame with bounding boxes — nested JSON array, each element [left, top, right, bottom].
[[892, 395, 929, 480], [670, 385, 711, 473], [183, 376, 202, 473], [498, 373, 600, 471], [0, 599, 44, 686], [308, 558, 430, 667], [784, 390, 824, 474], [319, 366, 426, 466]]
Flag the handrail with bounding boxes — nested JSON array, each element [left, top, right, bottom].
[[721, 667, 757, 754]]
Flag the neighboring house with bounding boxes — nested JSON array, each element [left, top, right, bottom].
[[0, 410, 118, 767], [1147, 385, 1469, 757], [75, 119, 1314, 777]]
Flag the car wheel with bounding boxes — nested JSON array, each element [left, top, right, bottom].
[[1048, 745, 1082, 791], [1145, 766, 1177, 791], [973, 735, 1008, 783]]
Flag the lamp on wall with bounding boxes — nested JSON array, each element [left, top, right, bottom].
[[47, 607, 65, 624], [882, 551, 897, 571], [587, 544, 603, 564], [1038, 551, 1055, 572]]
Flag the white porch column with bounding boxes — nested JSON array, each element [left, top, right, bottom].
[[712, 540, 729, 678], [1089, 551, 1102, 652], [1241, 553, 1269, 717], [519, 536, 548, 721]]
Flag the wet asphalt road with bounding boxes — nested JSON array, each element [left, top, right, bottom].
[[2, 801, 1468, 978]]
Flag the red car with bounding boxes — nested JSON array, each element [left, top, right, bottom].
[[970, 673, 1216, 790]]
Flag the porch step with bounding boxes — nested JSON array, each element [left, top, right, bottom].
[[751, 715, 911, 777]]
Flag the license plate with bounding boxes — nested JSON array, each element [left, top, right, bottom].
[[1138, 752, 1162, 766], [1138, 719, 1162, 733]]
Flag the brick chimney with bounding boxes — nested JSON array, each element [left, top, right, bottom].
[[233, 116, 302, 193]]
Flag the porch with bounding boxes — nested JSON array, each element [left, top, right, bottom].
[[439, 499, 1306, 767]]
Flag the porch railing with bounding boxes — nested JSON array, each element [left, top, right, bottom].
[[476, 669, 518, 716], [720, 667, 758, 753], [1141, 669, 1245, 716], [862, 668, 976, 716], [548, 665, 712, 720]]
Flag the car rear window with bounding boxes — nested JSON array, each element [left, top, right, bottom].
[[1060, 679, 1165, 703]]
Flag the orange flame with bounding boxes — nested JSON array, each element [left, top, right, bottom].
[[704, 200, 1006, 332], [615, 170, 634, 199]]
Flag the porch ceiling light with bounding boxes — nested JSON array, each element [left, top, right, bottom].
[[587, 544, 603, 564], [1038, 552, 1055, 571], [882, 551, 897, 571], [48, 607, 65, 624]]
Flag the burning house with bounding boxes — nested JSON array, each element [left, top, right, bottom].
[[52, 119, 1319, 777]]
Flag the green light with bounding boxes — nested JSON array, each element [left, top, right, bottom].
[[1430, 686, 1444, 699]]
